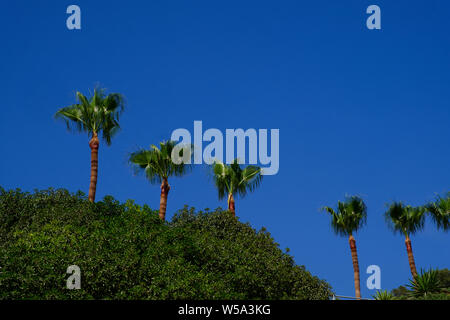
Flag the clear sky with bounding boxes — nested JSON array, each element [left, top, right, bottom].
[[1, 0, 449, 298]]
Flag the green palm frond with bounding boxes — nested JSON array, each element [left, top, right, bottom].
[[321, 196, 367, 237], [212, 162, 230, 200], [425, 193, 450, 231], [54, 88, 125, 145], [384, 202, 425, 236], [54, 105, 87, 133], [240, 166, 263, 194], [407, 268, 441, 297], [373, 290, 396, 300], [128, 140, 193, 185], [211, 159, 263, 200]]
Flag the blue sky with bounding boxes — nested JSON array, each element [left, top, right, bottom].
[[1, 0, 449, 298]]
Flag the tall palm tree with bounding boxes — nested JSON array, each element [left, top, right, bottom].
[[384, 202, 425, 279], [129, 141, 192, 221], [322, 196, 367, 299], [211, 160, 263, 216], [425, 193, 450, 231], [55, 89, 125, 202]]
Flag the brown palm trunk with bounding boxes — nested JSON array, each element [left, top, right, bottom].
[[88, 132, 99, 202], [227, 193, 235, 216], [159, 178, 170, 221], [405, 234, 418, 279], [348, 235, 361, 299]]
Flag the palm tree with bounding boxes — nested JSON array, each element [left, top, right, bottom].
[[129, 141, 192, 221], [384, 202, 425, 279], [425, 193, 450, 231], [55, 89, 125, 202], [322, 196, 367, 299], [211, 160, 263, 216]]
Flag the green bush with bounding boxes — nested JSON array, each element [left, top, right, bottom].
[[414, 292, 450, 300], [407, 269, 441, 298], [373, 290, 396, 300], [0, 187, 332, 300], [391, 269, 450, 300]]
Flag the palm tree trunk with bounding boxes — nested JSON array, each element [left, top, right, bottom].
[[405, 234, 418, 279], [348, 234, 361, 299], [88, 132, 99, 202], [159, 178, 170, 220], [227, 193, 236, 216]]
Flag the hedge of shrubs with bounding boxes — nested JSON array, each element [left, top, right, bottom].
[[0, 187, 332, 300]]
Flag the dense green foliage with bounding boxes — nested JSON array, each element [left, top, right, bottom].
[[407, 269, 441, 297], [391, 269, 450, 300], [373, 290, 395, 300], [435, 268, 450, 289], [0, 187, 332, 300]]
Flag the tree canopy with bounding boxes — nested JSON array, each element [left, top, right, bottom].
[[54, 88, 125, 144], [212, 160, 263, 200], [129, 141, 192, 184], [426, 193, 450, 231], [321, 196, 367, 237], [0, 187, 332, 300], [384, 202, 426, 236]]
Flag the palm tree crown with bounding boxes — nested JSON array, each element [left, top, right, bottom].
[[322, 196, 367, 237], [54, 88, 125, 144], [212, 160, 263, 201], [384, 202, 426, 236], [425, 193, 450, 231], [129, 141, 192, 183]]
